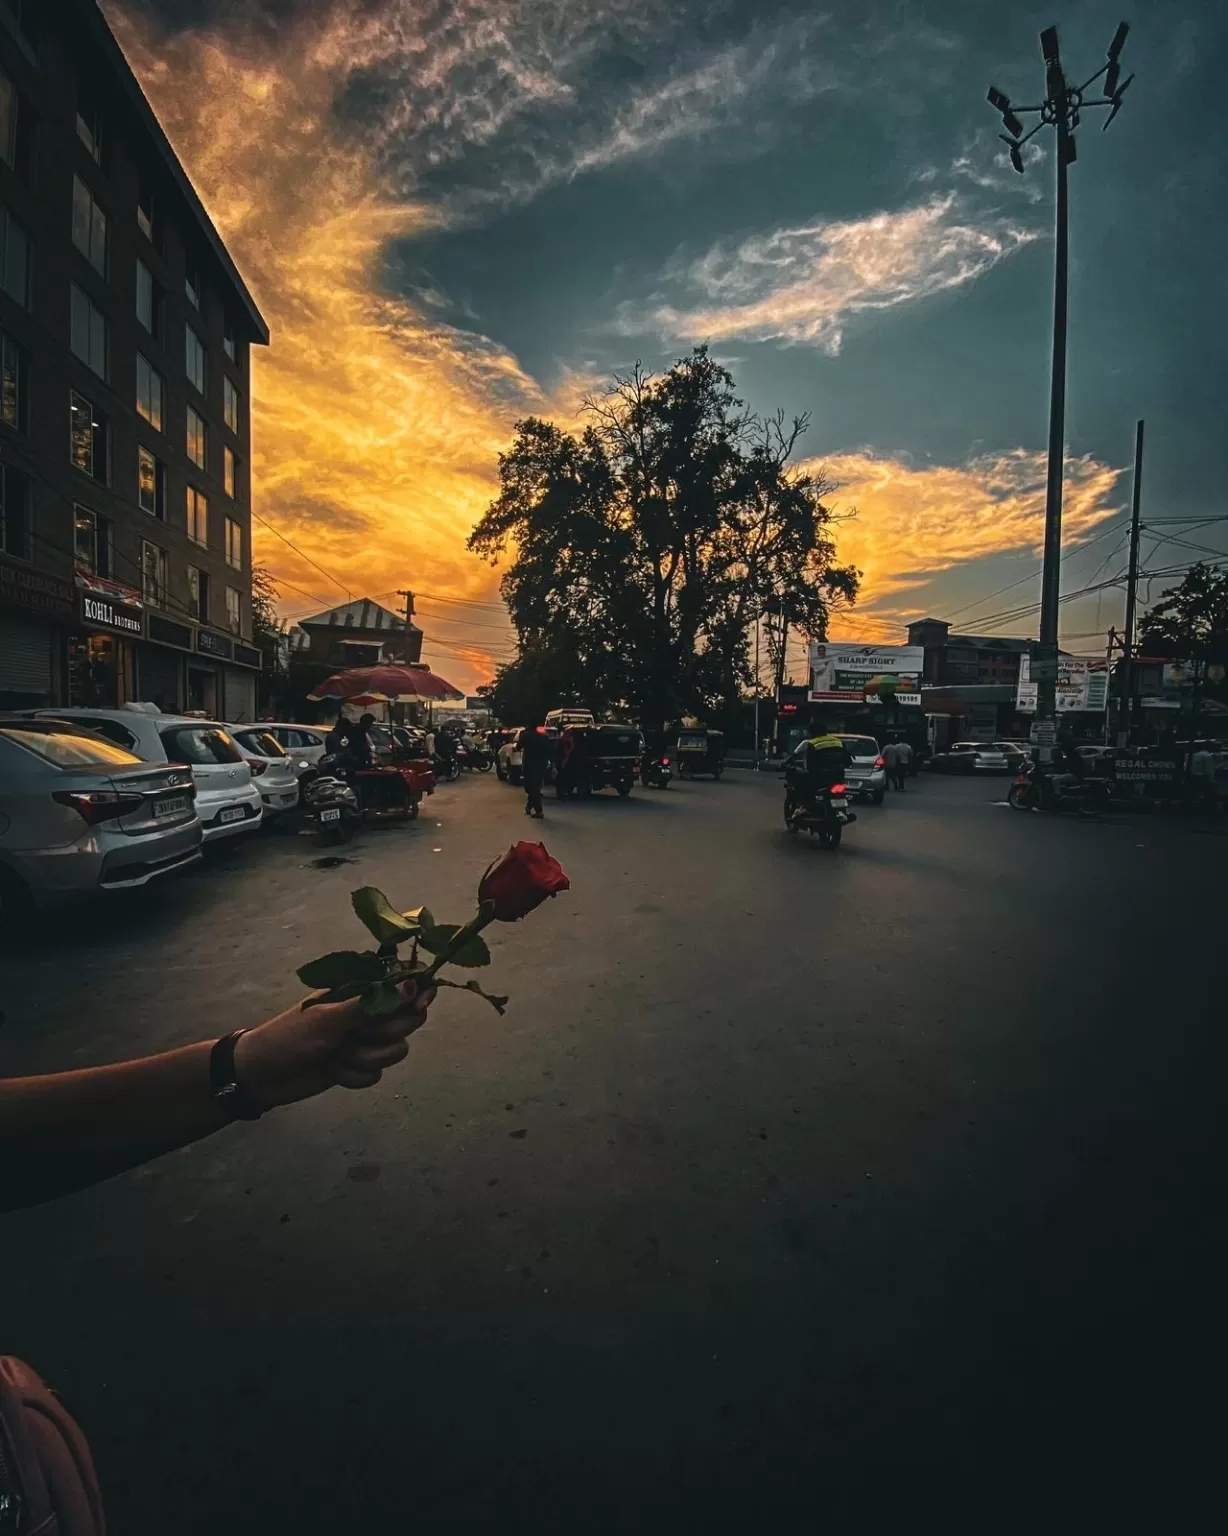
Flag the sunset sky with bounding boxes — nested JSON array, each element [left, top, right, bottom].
[[114, 0, 1228, 691]]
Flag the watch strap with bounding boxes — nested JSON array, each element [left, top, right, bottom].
[[209, 1029, 267, 1120]]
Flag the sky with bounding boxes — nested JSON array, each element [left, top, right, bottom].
[[113, 0, 1228, 691]]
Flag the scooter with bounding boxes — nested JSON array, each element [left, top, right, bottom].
[[783, 780, 856, 849], [1007, 761, 1109, 816], [640, 753, 672, 788], [301, 758, 363, 843]]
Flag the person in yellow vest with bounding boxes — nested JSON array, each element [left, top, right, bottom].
[[792, 726, 851, 822]]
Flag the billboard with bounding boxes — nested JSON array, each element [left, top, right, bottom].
[[1016, 654, 1108, 714], [808, 642, 924, 703]]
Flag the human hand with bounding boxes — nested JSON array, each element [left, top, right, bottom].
[[233, 981, 436, 1110]]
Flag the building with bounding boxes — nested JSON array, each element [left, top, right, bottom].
[[0, 0, 268, 718], [290, 597, 423, 671], [906, 619, 1032, 688]]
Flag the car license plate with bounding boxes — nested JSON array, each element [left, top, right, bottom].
[[152, 795, 188, 820], [831, 797, 847, 809], [219, 806, 246, 824], [320, 807, 341, 823]]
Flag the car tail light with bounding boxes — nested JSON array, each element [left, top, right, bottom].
[[874, 756, 886, 770], [248, 759, 267, 776], [53, 789, 144, 825], [830, 783, 847, 796], [662, 756, 670, 765]]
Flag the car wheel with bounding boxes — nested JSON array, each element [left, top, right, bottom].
[[617, 782, 632, 797], [872, 790, 885, 805], [0, 865, 33, 929], [496, 762, 507, 780]]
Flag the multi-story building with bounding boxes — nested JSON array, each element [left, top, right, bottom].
[[0, 0, 268, 719], [289, 597, 424, 672], [907, 619, 1032, 688]]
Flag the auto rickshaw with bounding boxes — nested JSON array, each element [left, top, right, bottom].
[[675, 727, 726, 780]]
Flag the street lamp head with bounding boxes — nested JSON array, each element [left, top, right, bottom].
[[987, 85, 1010, 111], [1000, 135, 1025, 173], [1002, 107, 1024, 137], [1108, 21, 1130, 60], [1040, 25, 1061, 63]]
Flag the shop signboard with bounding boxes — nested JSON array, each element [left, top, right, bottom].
[[808, 642, 923, 703], [77, 582, 143, 637], [1016, 654, 1108, 714], [0, 555, 75, 619], [197, 629, 234, 660]]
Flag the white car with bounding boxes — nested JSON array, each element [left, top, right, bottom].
[[31, 706, 262, 843], [228, 726, 303, 818], [239, 722, 329, 773]]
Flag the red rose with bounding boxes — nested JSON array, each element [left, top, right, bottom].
[[479, 842, 570, 922]]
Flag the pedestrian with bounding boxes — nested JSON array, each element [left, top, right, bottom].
[[882, 738, 905, 791], [898, 737, 915, 778], [520, 717, 551, 818], [1190, 741, 1219, 810]]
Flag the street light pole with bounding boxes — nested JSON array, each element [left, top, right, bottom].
[[986, 21, 1133, 749], [1119, 419, 1145, 743]]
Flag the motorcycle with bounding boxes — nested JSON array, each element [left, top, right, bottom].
[[640, 753, 672, 788], [783, 778, 856, 849], [455, 740, 494, 773], [300, 757, 363, 843], [1007, 761, 1109, 816], [432, 749, 462, 783]]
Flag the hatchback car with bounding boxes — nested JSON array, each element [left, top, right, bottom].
[[839, 735, 887, 804], [30, 706, 262, 842], [0, 717, 202, 915], [239, 722, 328, 773], [228, 726, 303, 818]]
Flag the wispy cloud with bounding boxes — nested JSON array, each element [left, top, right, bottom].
[[804, 447, 1124, 639], [630, 195, 1039, 351]]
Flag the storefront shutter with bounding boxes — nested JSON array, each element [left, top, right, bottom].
[[136, 643, 184, 713], [0, 611, 54, 699], [224, 668, 255, 723]]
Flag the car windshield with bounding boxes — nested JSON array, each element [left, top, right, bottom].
[[234, 730, 286, 758], [158, 726, 243, 765], [841, 737, 879, 757], [1, 725, 143, 769]]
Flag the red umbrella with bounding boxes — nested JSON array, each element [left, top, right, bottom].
[[307, 664, 464, 703]]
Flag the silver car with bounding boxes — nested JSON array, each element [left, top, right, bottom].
[[229, 726, 303, 817], [839, 735, 888, 805], [0, 718, 202, 917]]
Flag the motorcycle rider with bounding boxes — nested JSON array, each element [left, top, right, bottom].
[[792, 723, 851, 823]]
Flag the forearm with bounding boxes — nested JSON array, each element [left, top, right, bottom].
[[0, 1041, 229, 1211]]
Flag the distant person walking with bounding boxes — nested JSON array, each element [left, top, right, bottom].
[[883, 739, 906, 791], [897, 737, 915, 780], [521, 720, 550, 818]]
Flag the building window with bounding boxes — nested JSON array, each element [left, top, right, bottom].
[[1, 331, 27, 431], [137, 182, 155, 244], [223, 375, 238, 432], [70, 283, 107, 378], [226, 585, 241, 635], [186, 484, 208, 547], [73, 505, 110, 577], [136, 353, 163, 431], [71, 175, 107, 276], [0, 205, 29, 307], [76, 94, 102, 163], [0, 463, 32, 559], [138, 445, 166, 519], [135, 258, 159, 334], [224, 515, 242, 570], [142, 540, 168, 607], [188, 565, 210, 623], [222, 444, 236, 499], [185, 324, 206, 393], [186, 405, 206, 469], [185, 262, 200, 309], [223, 319, 236, 362], [70, 391, 108, 482]]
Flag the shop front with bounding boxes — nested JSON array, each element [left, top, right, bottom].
[[69, 577, 144, 708], [194, 628, 259, 721], [0, 554, 75, 708]]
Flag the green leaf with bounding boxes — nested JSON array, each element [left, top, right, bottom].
[[351, 888, 420, 946], [434, 976, 509, 1015], [359, 980, 406, 1017], [297, 951, 387, 990], [300, 977, 378, 1010], [403, 906, 435, 931], [418, 923, 490, 967]]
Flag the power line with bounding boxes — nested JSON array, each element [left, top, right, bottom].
[[250, 512, 353, 600], [941, 515, 1128, 625]]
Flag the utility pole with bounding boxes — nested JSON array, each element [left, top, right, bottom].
[[1119, 419, 1145, 745], [1103, 627, 1118, 745], [753, 612, 762, 768], [986, 21, 1133, 755]]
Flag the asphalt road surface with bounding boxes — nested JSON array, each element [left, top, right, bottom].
[[1, 768, 1222, 1532]]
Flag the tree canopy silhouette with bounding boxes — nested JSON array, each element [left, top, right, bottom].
[[469, 348, 858, 728]]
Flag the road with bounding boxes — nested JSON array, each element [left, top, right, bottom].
[[1, 767, 1222, 1532]]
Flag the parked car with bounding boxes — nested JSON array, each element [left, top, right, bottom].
[[839, 735, 887, 805], [0, 717, 202, 916], [228, 726, 303, 818], [496, 728, 531, 784], [993, 740, 1033, 771], [238, 721, 328, 773], [929, 742, 1011, 774], [29, 706, 262, 842]]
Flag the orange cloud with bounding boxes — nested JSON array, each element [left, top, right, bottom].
[[804, 447, 1125, 641]]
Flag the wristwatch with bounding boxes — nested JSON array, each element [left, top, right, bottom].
[[209, 1029, 268, 1121]]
